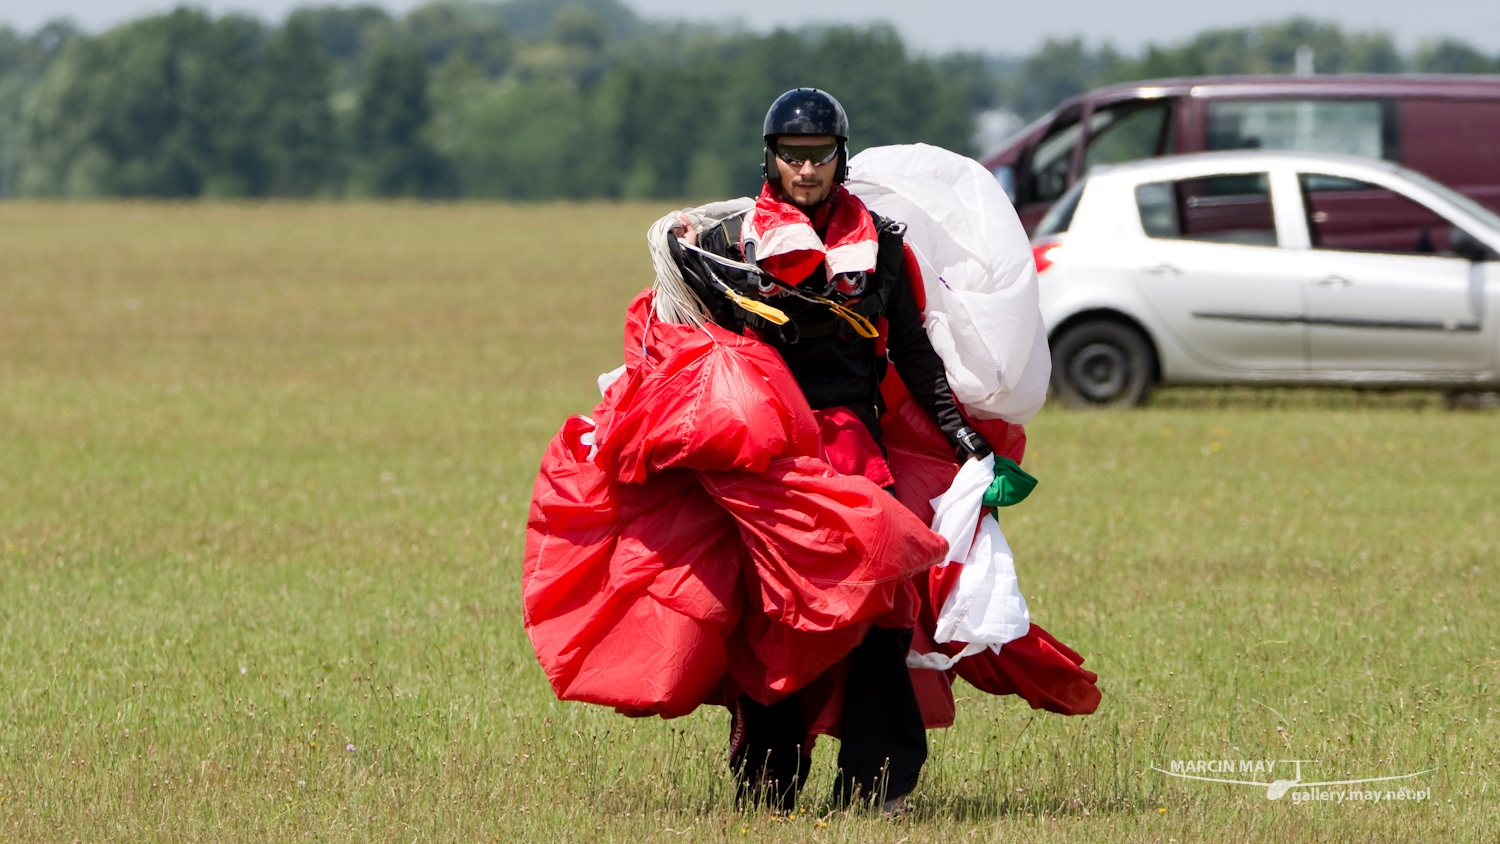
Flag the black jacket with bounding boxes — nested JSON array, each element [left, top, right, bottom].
[[671, 208, 975, 452]]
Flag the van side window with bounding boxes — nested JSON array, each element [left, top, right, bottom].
[[1300, 173, 1466, 256], [1026, 116, 1082, 204], [1135, 173, 1277, 246], [1084, 101, 1173, 171], [1206, 100, 1394, 160]]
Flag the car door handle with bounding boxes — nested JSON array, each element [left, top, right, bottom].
[[1143, 264, 1182, 277], [1312, 275, 1351, 287]]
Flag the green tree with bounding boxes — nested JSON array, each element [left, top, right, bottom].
[[351, 43, 451, 196], [1413, 39, 1496, 73], [492, 0, 640, 42], [507, 6, 611, 88], [287, 5, 394, 94], [19, 9, 270, 197], [262, 19, 339, 196], [0, 21, 75, 195], [445, 80, 593, 198], [1123, 18, 1403, 80], [1010, 38, 1119, 119], [190, 15, 271, 197], [1245, 18, 1400, 74], [935, 52, 1006, 113], [552, 6, 607, 53], [1344, 34, 1404, 73], [803, 25, 974, 154], [404, 2, 513, 77], [583, 25, 977, 199], [18, 7, 1488, 202]]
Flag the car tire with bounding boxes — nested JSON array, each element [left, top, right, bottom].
[[1049, 321, 1157, 409]]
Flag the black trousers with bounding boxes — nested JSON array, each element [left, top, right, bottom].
[[730, 626, 927, 810]]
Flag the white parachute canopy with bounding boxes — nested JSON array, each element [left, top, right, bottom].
[[847, 143, 1050, 424]]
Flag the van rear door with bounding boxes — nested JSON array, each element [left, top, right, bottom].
[[1400, 99, 1500, 214]]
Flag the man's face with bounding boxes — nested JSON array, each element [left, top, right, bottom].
[[773, 135, 838, 208]]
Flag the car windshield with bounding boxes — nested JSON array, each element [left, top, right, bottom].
[[1397, 169, 1500, 233]]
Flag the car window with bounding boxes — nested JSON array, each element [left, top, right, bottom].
[[1300, 173, 1473, 256], [1206, 100, 1392, 160], [1383, 168, 1500, 235], [1084, 101, 1172, 171], [991, 164, 1017, 202], [1026, 115, 1082, 204], [1135, 182, 1177, 238], [1035, 180, 1085, 237], [1135, 173, 1277, 246]]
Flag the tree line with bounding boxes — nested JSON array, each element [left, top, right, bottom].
[[0, 2, 1496, 199], [995, 18, 1500, 121]]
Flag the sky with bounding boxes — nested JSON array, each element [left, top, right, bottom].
[[3, 0, 1499, 55]]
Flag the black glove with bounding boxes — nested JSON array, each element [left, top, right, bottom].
[[952, 426, 993, 462]]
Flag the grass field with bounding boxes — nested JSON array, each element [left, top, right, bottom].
[[1, 202, 1496, 842]]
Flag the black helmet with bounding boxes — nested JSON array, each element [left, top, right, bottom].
[[762, 88, 850, 185]]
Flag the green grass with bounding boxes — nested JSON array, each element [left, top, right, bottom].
[[1, 202, 1496, 842]]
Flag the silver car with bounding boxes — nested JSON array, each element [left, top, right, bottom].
[[1031, 151, 1500, 407]]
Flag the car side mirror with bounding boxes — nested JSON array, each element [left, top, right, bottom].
[[1451, 227, 1499, 262]]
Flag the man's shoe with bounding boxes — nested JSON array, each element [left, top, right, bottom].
[[879, 794, 912, 818]]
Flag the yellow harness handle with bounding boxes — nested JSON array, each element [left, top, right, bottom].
[[719, 278, 874, 337], [723, 288, 789, 325], [820, 298, 881, 339]]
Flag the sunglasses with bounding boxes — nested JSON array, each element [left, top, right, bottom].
[[775, 140, 839, 167]]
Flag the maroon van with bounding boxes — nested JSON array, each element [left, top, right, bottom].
[[983, 75, 1500, 232]]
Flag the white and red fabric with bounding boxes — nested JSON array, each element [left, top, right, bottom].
[[525, 291, 945, 721], [905, 454, 1030, 671], [877, 371, 1100, 716], [742, 183, 878, 285], [526, 147, 1104, 728], [524, 291, 1101, 727]]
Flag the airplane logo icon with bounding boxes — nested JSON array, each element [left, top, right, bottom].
[[1151, 760, 1436, 800]]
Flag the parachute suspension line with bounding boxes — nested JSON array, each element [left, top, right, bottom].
[[676, 240, 871, 336], [677, 240, 759, 274], [649, 207, 907, 333], [698, 257, 789, 326], [757, 275, 881, 339], [900, 238, 947, 290], [650, 212, 789, 327], [647, 212, 712, 327]]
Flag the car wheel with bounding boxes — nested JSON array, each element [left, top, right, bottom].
[[1050, 321, 1157, 409]]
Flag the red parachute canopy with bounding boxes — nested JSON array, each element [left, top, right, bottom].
[[524, 290, 1099, 722]]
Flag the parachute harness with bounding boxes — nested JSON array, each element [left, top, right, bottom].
[[754, 271, 880, 339], [681, 240, 793, 327], [676, 235, 877, 338], [649, 207, 880, 340]]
